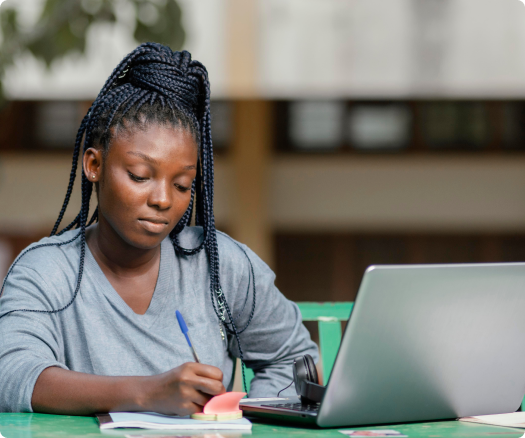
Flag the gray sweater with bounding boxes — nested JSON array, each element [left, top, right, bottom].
[[0, 227, 318, 412]]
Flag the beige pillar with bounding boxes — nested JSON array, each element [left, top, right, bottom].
[[230, 100, 273, 268], [226, 0, 258, 97]]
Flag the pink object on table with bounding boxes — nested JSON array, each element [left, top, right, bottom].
[[203, 392, 247, 414]]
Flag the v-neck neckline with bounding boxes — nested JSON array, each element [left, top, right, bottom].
[[85, 237, 173, 328]]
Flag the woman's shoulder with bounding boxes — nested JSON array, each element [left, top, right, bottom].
[[8, 229, 82, 283], [177, 226, 251, 262], [177, 226, 275, 288], [1, 229, 83, 310]]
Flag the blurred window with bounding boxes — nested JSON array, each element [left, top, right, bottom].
[[347, 104, 411, 151], [210, 101, 232, 150], [289, 101, 344, 151], [35, 101, 82, 149], [420, 102, 459, 147], [501, 102, 525, 150], [461, 102, 489, 147], [420, 102, 489, 149]]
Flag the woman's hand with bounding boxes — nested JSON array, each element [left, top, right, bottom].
[[138, 362, 226, 416]]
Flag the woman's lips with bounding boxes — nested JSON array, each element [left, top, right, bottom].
[[138, 219, 169, 233]]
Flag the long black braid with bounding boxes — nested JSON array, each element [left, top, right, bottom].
[[0, 43, 256, 391]]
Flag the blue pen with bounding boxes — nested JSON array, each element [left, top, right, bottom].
[[176, 310, 201, 363]]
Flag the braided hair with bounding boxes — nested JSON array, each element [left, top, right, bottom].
[[0, 43, 255, 390]]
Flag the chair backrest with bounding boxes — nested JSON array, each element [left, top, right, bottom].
[[242, 301, 353, 392], [296, 302, 353, 384]]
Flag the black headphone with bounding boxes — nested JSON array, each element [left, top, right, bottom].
[[293, 354, 326, 404]]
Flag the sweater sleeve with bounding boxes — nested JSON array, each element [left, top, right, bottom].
[[218, 233, 319, 398], [0, 264, 69, 412]]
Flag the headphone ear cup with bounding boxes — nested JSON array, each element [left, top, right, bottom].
[[293, 356, 308, 395], [303, 354, 319, 384], [293, 354, 320, 398]]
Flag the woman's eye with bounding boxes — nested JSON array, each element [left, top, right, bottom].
[[128, 172, 147, 182], [175, 184, 191, 192]]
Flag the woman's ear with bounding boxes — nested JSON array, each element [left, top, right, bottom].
[[83, 147, 103, 183]]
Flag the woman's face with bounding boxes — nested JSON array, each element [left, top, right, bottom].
[[84, 124, 198, 250]]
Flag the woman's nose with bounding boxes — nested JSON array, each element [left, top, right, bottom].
[[147, 180, 171, 210]]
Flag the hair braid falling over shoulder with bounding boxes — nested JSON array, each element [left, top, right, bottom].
[[0, 43, 256, 392]]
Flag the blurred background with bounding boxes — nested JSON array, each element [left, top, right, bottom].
[[2, 0, 525, 308]]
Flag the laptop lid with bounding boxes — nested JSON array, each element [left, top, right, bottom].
[[317, 263, 525, 427]]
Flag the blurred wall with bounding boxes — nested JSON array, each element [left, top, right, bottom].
[[271, 155, 525, 232]]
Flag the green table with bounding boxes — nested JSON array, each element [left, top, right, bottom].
[[0, 414, 523, 438]]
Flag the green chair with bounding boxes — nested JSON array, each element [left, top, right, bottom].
[[297, 302, 353, 384], [243, 301, 353, 391]]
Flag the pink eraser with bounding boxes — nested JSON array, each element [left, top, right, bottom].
[[203, 391, 247, 414]]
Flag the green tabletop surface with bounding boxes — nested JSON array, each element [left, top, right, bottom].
[[0, 414, 523, 438]]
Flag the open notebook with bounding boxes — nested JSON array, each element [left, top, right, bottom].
[[459, 412, 525, 429], [96, 412, 252, 430]]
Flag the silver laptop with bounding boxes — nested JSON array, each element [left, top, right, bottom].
[[240, 263, 525, 427]]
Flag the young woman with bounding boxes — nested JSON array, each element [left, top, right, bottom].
[[0, 43, 318, 414]]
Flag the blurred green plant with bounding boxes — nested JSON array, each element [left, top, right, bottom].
[[0, 0, 185, 105]]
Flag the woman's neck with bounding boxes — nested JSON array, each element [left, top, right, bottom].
[[86, 222, 161, 277]]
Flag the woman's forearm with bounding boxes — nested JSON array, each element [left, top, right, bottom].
[[31, 362, 225, 416], [32, 366, 146, 415]]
